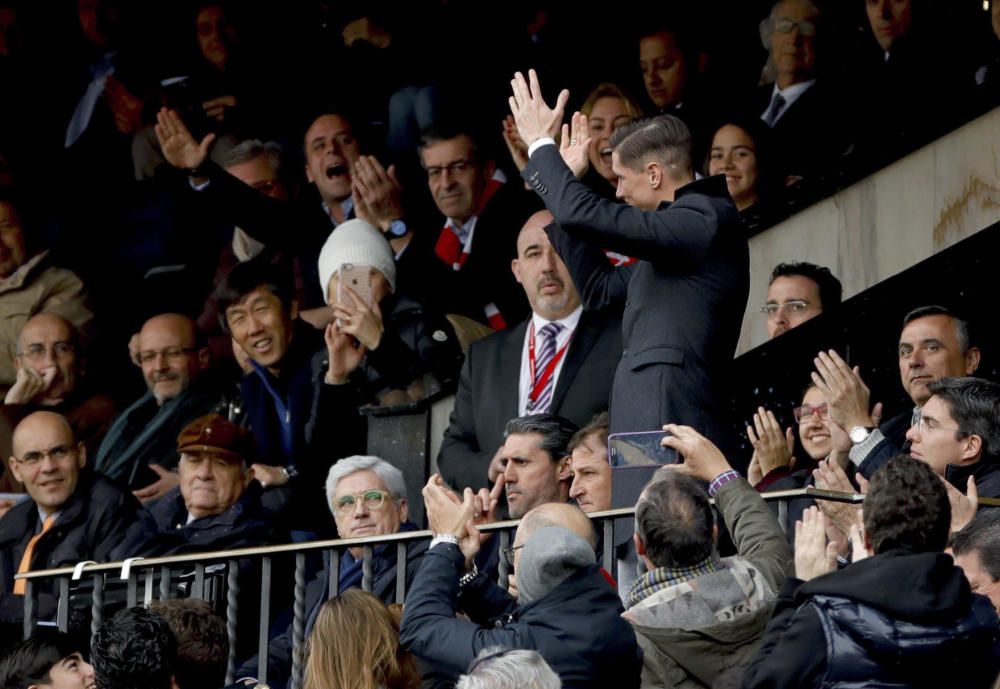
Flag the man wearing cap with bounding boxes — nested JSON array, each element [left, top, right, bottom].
[[113, 413, 282, 558], [318, 218, 462, 406]]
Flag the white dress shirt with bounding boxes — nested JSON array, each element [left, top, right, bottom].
[[517, 306, 583, 415]]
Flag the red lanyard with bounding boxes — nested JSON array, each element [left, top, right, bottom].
[[527, 321, 574, 407]]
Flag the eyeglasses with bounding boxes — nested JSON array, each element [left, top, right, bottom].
[[915, 417, 966, 436], [793, 403, 829, 423], [773, 17, 817, 36], [136, 347, 198, 365], [333, 489, 390, 514], [500, 543, 525, 568], [15, 444, 75, 466], [760, 300, 810, 317], [18, 342, 75, 363], [425, 159, 475, 179]]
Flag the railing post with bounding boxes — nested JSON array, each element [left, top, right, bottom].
[[362, 545, 374, 593], [328, 549, 340, 600], [395, 542, 407, 603], [290, 553, 307, 689], [160, 566, 172, 600], [57, 577, 70, 632], [602, 519, 614, 573], [91, 573, 105, 638], [193, 563, 206, 600], [225, 560, 240, 685], [498, 530, 511, 589], [778, 499, 789, 534], [258, 557, 272, 686], [22, 580, 36, 640]]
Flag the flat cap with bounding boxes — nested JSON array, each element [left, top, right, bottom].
[[177, 413, 254, 462]]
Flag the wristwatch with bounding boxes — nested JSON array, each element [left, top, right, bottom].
[[849, 426, 876, 444]]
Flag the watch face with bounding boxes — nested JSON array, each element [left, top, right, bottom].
[[850, 427, 868, 443]]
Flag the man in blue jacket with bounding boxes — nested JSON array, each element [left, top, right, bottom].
[[401, 486, 641, 689]]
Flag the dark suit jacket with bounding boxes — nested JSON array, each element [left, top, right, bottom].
[[523, 145, 749, 452], [753, 80, 848, 181], [437, 309, 621, 491]]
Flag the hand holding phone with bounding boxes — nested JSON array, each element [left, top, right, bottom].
[[337, 263, 373, 307]]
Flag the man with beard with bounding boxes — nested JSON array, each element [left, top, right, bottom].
[[94, 314, 221, 503], [438, 210, 620, 491]]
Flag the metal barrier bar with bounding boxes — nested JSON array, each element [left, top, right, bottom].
[[290, 553, 307, 689], [143, 569, 154, 605], [225, 559, 240, 685], [257, 557, 272, 686], [498, 529, 511, 589], [193, 563, 206, 600], [328, 549, 340, 599], [160, 566, 172, 600], [126, 571, 138, 608], [22, 581, 35, 640], [395, 542, 407, 603], [362, 545, 374, 593], [602, 520, 614, 573], [90, 573, 104, 638], [56, 578, 70, 632]]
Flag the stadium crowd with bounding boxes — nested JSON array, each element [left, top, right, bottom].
[[2, 0, 1000, 687]]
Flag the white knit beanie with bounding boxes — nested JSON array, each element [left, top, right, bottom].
[[317, 219, 397, 302]]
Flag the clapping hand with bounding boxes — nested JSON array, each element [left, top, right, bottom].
[[746, 407, 796, 480], [811, 350, 875, 432], [351, 156, 405, 233], [795, 507, 838, 581], [559, 111, 592, 179]]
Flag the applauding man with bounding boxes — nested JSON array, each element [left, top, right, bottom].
[[508, 70, 748, 453]]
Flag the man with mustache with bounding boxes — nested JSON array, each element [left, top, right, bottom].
[[93, 313, 220, 503], [438, 210, 620, 491]]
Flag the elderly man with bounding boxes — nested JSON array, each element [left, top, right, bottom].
[[744, 456, 1000, 688], [754, 0, 847, 181], [623, 425, 791, 688], [112, 414, 279, 558], [813, 305, 981, 479], [510, 73, 748, 459], [401, 493, 642, 689], [438, 211, 619, 492], [94, 313, 220, 502], [0, 313, 115, 470], [0, 411, 136, 622], [763, 262, 842, 339], [235, 455, 427, 688]]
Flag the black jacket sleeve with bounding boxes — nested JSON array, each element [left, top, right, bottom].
[[743, 578, 826, 689], [545, 221, 632, 313], [436, 352, 493, 492]]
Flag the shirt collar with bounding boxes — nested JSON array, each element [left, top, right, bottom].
[[531, 304, 583, 334], [771, 78, 817, 111]]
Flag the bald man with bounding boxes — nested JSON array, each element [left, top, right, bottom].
[[0, 314, 116, 495], [403, 491, 642, 688], [438, 211, 622, 492], [94, 314, 221, 502], [0, 411, 137, 622]]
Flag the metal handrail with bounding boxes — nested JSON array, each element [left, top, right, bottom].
[[12, 487, 867, 582]]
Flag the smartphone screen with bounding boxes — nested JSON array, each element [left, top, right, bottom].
[[338, 263, 373, 307], [607, 431, 680, 468]]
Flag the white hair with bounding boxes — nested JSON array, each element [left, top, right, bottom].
[[456, 648, 561, 689], [324, 455, 407, 516]]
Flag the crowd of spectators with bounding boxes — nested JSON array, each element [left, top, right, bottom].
[[2, 0, 1000, 687]]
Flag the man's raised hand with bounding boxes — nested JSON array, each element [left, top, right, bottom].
[[508, 69, 569, 147], [154, 107, 216, 172]]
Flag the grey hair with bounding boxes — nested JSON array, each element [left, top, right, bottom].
[[608, 115, 692, 178], [456, 647, 561, 689], [219, 139, 284, 175], [758, 0, 821, 52], [324, 455, 407, 515]]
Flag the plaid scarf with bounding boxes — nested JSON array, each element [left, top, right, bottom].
[[625, 554, 724, 610]]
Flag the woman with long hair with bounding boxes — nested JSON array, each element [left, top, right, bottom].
[[303, 589, 421, 689]]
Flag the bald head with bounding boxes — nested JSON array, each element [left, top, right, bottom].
[[15, 313, 81, 405], [511, 211, 580, 321], [519, 502, 597, 549], [136, 313, 208, 405], [10, 411, 85, 512]]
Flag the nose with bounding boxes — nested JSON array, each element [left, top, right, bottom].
[[246, 313, 264, 335], [908, 351, 925, 369], [905, 424, 919, 443], [615, 178, 625, 200], [352, 498, 370, 517], [40, 454, 59, 472], [880, 0, 892, 19], [504, 463, 518, 483], [154, 351, 170, 370], [82, 660, 95, 685], [569, 477, 583, 499]]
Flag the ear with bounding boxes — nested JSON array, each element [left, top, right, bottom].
[[965, 347, 982, 375], [511, 258, 523, 284], [962, 434, 984, 463], [633, 532, 646, 557], [289, 298, 300, 322], [196, 346, 211, 371], [305, 162, 315, 184], [243, 466, 255, 487], [76, 442, 87, 470], [13, 355, 20, 372], [8, 456, 22, 484], [556, 454, 573, 481], [646, 161, 663, 190], [398, 498, 409, 524]]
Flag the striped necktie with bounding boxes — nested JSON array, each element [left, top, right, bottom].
[[529, 322, 564, 413], [13, 514, 56, 595]]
